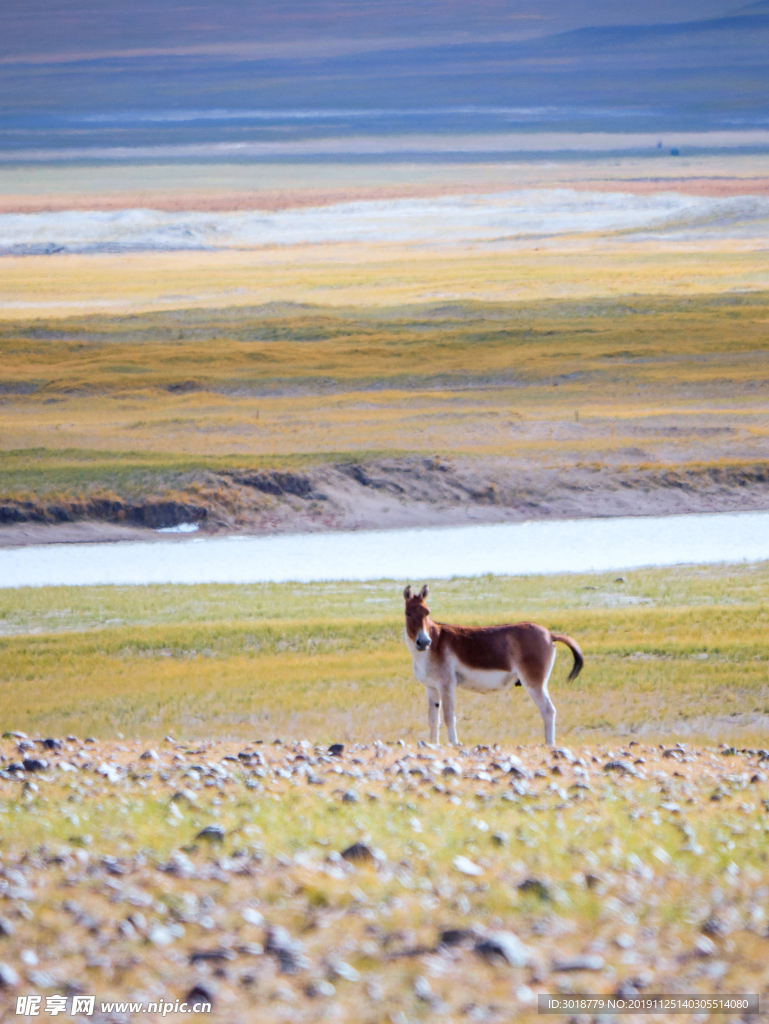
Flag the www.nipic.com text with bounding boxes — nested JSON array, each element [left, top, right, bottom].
[[15, 995, 212, 1016]]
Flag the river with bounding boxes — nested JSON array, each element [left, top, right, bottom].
[[1, 510, 768, 588]]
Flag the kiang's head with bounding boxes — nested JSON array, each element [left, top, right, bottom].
[[403, 584, 432, 651]]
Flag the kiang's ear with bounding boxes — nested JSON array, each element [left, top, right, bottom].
[[419, 584, 429, 600], [403, 585, 412, 601]]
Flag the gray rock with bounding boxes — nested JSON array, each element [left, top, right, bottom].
[[693, 935, 718, 957], [439, 928, 476, 948], [341, 789, 359, 803], [552, 748, 575, 762], [328, 960, 359, 982], [196, 824, 225, 842], [0, 962, 19, 987], [171, 788, 198, 805], [340, 842, 373, 863], [306, 980, 336, 997], [604, 760, 640, 777], [453, 855, 483, 876], [701, 914, 731, 937], [148, 924, 175, 946], [414, 975, 432, 1001], [189, 948, 236, 964], [265, 926, 309, 974], [552, 954, 605, 972], [475, 931, 533, 968], [0, 917, 15, 937], [160, 850, 195, 877], [242, 907, 264, 926], [186, 983, 215, 1007], [518, 877, 551, 900], [237, 943, 264, 957]]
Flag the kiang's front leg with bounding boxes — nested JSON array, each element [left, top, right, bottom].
[[440, 668, 460, 747], [426, 688, 441, 745]]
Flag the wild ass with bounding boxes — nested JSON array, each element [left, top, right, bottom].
[[403, 584, 583, 746]]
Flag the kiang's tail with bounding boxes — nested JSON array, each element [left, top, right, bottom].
[[551, 633, 584, 682]]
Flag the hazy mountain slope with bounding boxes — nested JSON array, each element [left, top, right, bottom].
[[1, 3, 767, 151], [0, 1, 742, 60]]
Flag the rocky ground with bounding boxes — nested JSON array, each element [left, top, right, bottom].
[[1, 458, 768, 547], [0, 734, 767, 1022]]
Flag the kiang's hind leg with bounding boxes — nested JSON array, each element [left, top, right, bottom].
[[427, 688, 441, 745], [519, 647, 557, 746]]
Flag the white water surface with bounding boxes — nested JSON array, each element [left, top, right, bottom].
[[2, 511, 769, 589]]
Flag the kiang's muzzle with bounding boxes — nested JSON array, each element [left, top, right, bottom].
[[415, 629, 432, 652]]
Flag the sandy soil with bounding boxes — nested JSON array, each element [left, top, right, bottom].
[[2, 459, 767, 547], [0, 521, 189, 547]]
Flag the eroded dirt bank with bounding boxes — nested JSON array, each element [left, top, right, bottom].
[[1, 457, 768, 547]]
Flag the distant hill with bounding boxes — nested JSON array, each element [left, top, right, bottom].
[[1, 1, 767, 153]]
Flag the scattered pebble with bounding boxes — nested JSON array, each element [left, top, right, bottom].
[[242, 908, 265, 926], [452, 855, 483, 876], [0, 963, 20, 988], [148, 925, 176, 947], [552, 954, 605, 972], [306, 979, 336, 998], [475, 931, 533, 968], [518, 877, 551, 900], [196, 824, 226, 842], [340, 842, 374, 863], [0, 734, 764, 1020]]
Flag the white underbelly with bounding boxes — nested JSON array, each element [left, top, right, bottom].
[[455, 667, 518, 693]]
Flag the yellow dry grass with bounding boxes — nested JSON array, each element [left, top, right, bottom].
[[1, 290, 767, 468], [3, 564, 769, 747], [1, 245, 768, 320]]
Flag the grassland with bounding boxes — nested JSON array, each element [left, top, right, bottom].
[[3, 563, 769, 747], [1, 154, 767, 536], [2, 566, 769, 1020], [1, 152, 768, 536], [2, 245, 769, 322], [1, 291, 768, 534]]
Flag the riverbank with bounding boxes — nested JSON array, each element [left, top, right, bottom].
[[1, 458, 769, 548]]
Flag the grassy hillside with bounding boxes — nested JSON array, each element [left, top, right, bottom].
[[1, 292, 767, 502]]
